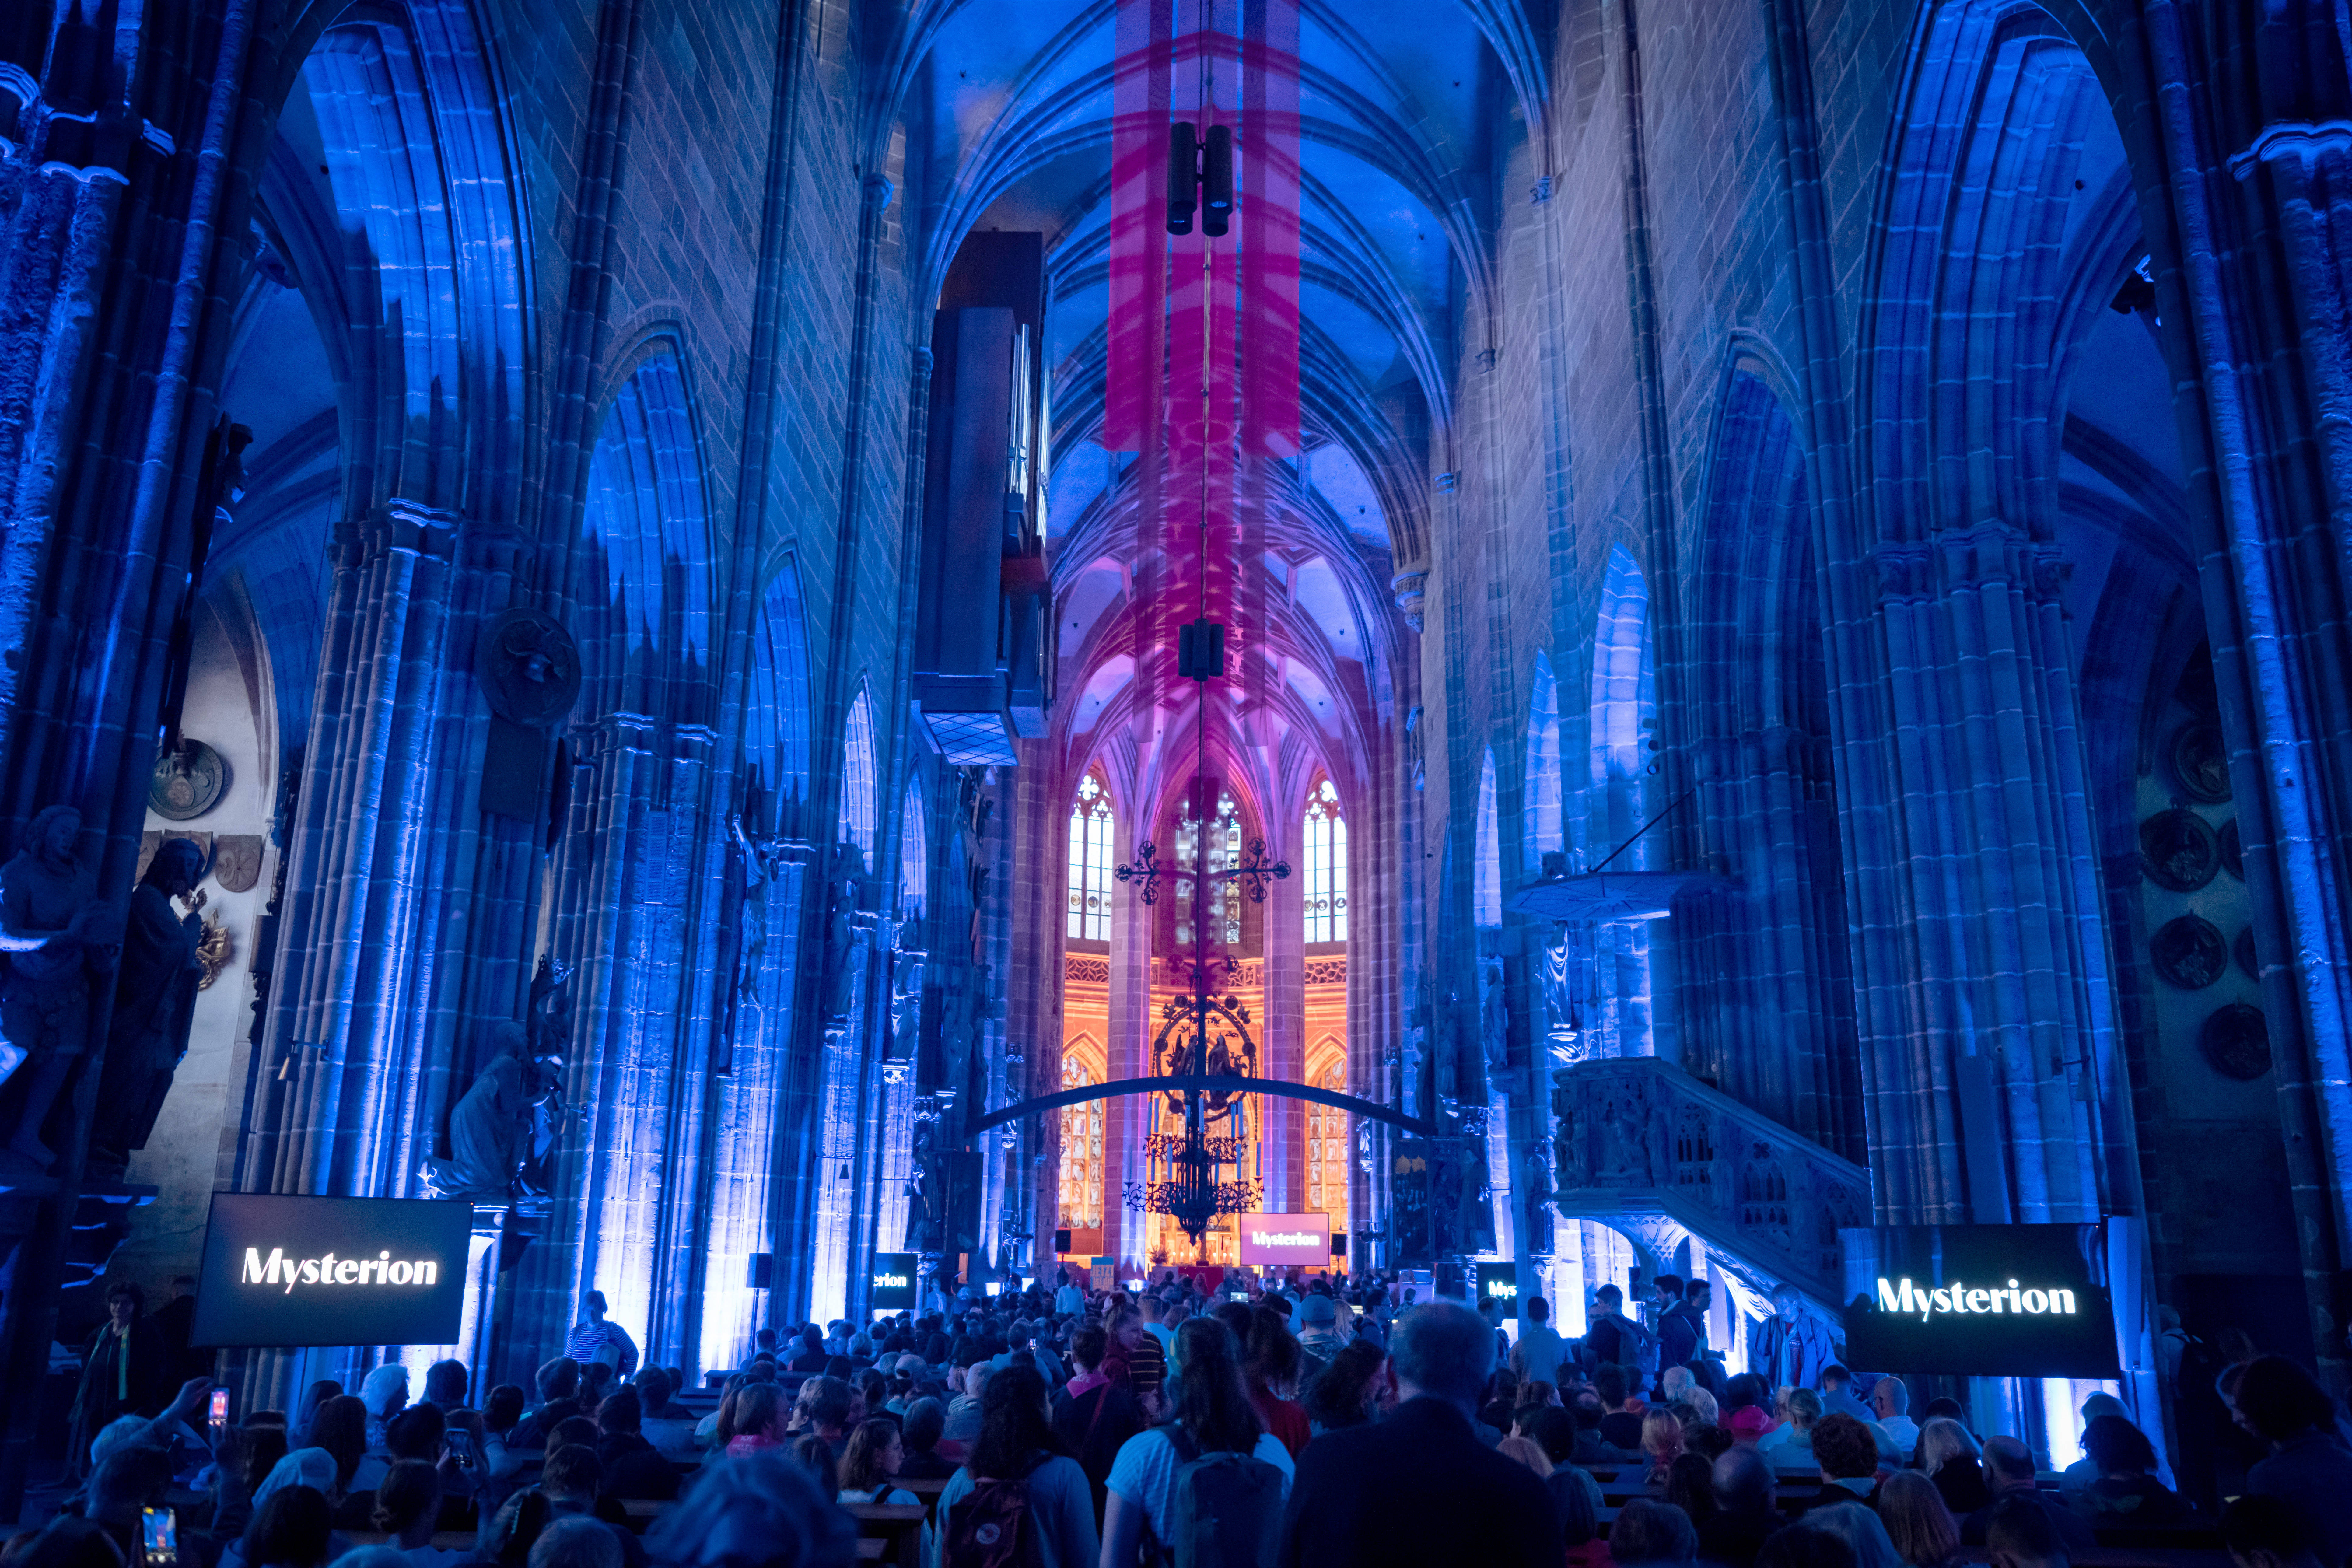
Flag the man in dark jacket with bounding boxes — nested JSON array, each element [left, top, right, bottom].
[[506, 1356, 590, 1451], [593, 1388, 678, 1500], [1697, 1447, 1783, 1568], [1960, 1437, 2096, 1552], [1277, 1302, 1559, 1568]]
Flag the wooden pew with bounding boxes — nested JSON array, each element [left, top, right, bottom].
[[846, 1502, 926, 1568]]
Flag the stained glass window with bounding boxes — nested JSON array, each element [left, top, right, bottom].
[[1058, 1051, 1103, 1231], [1067, 771, 1114, 940], [1304, 778, 1348, 943], [1305, 1057, 1349, 1234], [1174, 789, 1243, 946]]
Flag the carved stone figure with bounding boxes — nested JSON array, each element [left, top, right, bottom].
[[1523, 1147, 1555, 1255], [906, 1120, 941, 1252], [822, 851, 870, 1024], [1540, 928, 1576, 1051], [888, 914, 925, 1062], [0, 806, 115, 1172], [88, 839, 207, 1175], [423, 1021, 534, 1199], [1479, 959, 1510, 1076]]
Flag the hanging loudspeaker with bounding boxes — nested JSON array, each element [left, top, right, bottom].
[[1201, 124, 1233, 236], [1167, 121, 1199, 234]]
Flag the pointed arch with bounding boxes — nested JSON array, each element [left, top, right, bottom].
[[840, 688, 877, 860], [1303, 773, 1349, 944], [576, 350, 715, 725], [1526, 651, 1563, 865], [1068, 765, 1116, 942], [899, 776, 929, 915], [746, 565, 813, 822], [1474, 748, 1501, 928]]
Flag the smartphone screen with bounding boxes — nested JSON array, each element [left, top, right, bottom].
[[208, 1389, 229, 1427], [446, 1430, 475, 1468], [141, 1507, 175, 1566]]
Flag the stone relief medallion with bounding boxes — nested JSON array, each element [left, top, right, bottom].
[[2236, 924, 2260, 983], [211, 834, 264, 894], [2140, 808, 2219, 892], [2219, 818, 2243, 881], [478, 607, 583, 728], [2169, 722, 2232, 803], [2151, 915, 2229, 990], [2199, 1002, 2271, 1081], [150, 740, 228, 821]]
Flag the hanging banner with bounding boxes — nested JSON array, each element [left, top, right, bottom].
[[1237, 1211, 1330, 1265], [190, 1194, 471, 1349]]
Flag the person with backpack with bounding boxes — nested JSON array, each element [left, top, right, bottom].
[[1052, 1326, 1145, 1526], [1100, 1316, 1293, 1568], [1583, 1284, 1658, 1390], [932, 1360, 1097, 1568]]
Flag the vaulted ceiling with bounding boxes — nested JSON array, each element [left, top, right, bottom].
[[879, 0, 1549, 817]]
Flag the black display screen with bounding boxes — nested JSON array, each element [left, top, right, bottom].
[[1841, 1223, 2119, 1378], [1475, 1262, 1522, 1317], [870, 1251, 919, 1311], [189, 1193, 472, 1349]]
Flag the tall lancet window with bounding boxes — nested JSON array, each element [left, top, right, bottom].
[[1303, 777, 1348, 943], [841, 690, 877, 858], [1305, 1053, 1349, 1231], [1068, 769, 1115, 941], [1059, 1047, 1104, 1233], [1174, 789, 1244, 947]]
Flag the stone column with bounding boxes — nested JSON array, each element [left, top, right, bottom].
[[2139, 0, 2352, 1371], [1259, 837, 1306, 1214]]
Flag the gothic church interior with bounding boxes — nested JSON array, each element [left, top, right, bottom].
[[0, 0, 2347, 1507]]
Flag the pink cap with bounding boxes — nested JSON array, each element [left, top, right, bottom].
[[1728, 1406, 1773, 1442]]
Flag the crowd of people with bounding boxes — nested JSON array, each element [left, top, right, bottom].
[[12, 1265, 2351, 1568]]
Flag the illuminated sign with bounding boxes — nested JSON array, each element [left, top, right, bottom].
[[1237, 1212, 1332, 1266], [1875, 1276, 2078, 1321], [1474, 1262, 1520, 1314], [1842, 1224, 2118, 1378], [870, 1251, 919, 1311], [191, 1194, 470, 1349]]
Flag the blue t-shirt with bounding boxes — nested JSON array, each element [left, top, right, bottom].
[[1105, 1427, 1294, 1553]]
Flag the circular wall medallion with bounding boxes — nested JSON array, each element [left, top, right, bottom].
[[2151, 915, 2228, 990], [478, 607, 583, 728], [149, 740, 229, 821], [2235, 924, 2260, 982], [2169, 722, 2232, 802], [2140, 808, 2219, 892], [2219, 818, 2243, 880], [2199, 1002, 2272, 1081]]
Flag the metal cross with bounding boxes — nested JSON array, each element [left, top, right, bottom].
[[1115, 838, 1164, 904]]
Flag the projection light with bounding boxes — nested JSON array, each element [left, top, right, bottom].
[[1167, 122, 1235, 237]]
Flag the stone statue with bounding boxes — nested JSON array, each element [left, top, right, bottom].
[[88, 839, 207, 1175], [1479, 959, 1509, 1075], [822, 851, 869, 1024], [888, 914, 924, 1062], [1540, 927, 1577, 1058], [1523, 1147, 1555, 1255], [0, 806, 116, 1172], [423, 1021, 534, 1199], [906, 1120, 940, 1252]]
